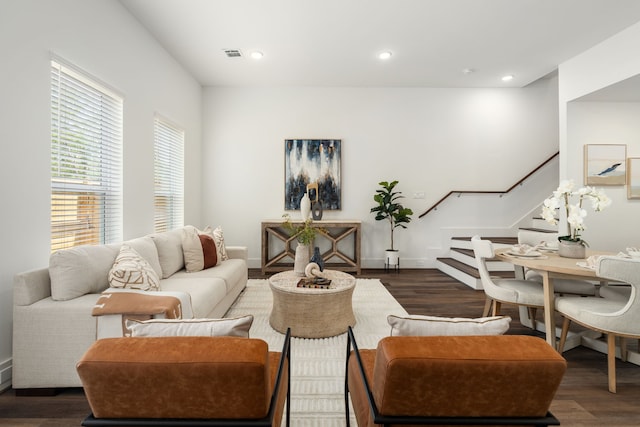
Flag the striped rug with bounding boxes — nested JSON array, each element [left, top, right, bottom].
[[225, 278, 408, 427]]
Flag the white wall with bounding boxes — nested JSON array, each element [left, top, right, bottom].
[[202, 78, 559, 269], [0, 0, 201, 387], [559, 22, 640, 251]]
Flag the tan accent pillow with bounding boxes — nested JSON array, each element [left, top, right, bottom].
[[182, 225, 204, 272], [387, 314, 511, 336], [125, 315, 254, 337], [108, 245, 160, 291], [182, 226, 220, 272]]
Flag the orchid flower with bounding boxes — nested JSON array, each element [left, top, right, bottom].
[[540, 180, 611, 244]]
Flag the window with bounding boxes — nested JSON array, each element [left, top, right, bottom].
[[50, 59, 123, 252], [154, 116, 184, 232]]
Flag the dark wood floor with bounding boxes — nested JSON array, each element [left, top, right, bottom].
[[1, 268, 639, 426]]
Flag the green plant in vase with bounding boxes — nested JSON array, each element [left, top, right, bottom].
[[282, 214, 323, 245], [282, 214, 326, 275]]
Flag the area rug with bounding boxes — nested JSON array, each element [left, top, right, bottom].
[[225, 278, 408, 427]]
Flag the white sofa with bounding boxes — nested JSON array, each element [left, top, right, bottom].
[[12, 226, 248, 390]]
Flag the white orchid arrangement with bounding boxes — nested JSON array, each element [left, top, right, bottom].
[[541, 179, 612, 246]]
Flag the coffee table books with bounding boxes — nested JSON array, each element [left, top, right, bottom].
[[296, 277, 332, 289]]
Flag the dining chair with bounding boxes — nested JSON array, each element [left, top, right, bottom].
[[517, 229, 599, 296], [599, 283, 631, 302], [556, 256, 640, 393], [471, 236, 545, 329]]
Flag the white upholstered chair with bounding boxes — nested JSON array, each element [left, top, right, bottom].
[[471, 236, 545, 328], [556, 256, 640, 393], [517, 229, 599, 296], [599, 283, 631, 302]]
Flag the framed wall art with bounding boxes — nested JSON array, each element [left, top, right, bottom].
[[284, 139, 341, 210], [584, 144, 627, 185], [628, 157, 640, 199]]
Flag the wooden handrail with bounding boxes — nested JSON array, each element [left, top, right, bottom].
[[418, 152, 559, 218]]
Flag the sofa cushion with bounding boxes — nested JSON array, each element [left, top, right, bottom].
[[123, 236, 162, 278], [149, 228, 184, 278], [171, 258, 246, 292], [160, 277, 227, 318], [49, 243, 119, 301], [387, 314, 511, 336], [126, 315, 253, 338], [108, 245, 160, 291]]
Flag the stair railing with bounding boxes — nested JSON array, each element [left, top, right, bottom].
[[418, 152, 559, 219]]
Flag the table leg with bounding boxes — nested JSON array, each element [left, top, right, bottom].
[[541, 271, 556, 349]]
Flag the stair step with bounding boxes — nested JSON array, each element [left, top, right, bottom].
[[451, 236, 518, 245], [519, 227, 556, 234], [451, 247, 474, 258], [451, 247, 507, 263], [437, 258, 515, 280]]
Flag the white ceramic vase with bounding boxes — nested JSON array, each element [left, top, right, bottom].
[[558, 240, 586, 259], [294, 243, 310, 276], [300, 192, 311, 221]]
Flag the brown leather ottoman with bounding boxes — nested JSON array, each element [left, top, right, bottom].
[[347, 334, 566, 427], [77, 335, 289, 425]]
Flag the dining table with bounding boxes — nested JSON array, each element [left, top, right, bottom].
[[494, 247, 614, 348]]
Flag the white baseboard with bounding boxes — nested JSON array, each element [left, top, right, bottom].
[[0, 357, 11, 392]]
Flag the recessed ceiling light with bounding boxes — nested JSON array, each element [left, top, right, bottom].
[[502, 74, 514, 82], [462, 68, 475, 74], [250, 51, 264, 60], [378, 51, 392, 60]]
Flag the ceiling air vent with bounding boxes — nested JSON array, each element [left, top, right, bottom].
[[223, 49, 243, 58]]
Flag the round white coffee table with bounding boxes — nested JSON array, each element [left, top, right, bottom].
[[268, 270, 356, 338]]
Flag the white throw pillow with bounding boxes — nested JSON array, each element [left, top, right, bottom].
[[212, 226, 229, 261], [123, 236, 162, 278], [49, 243, 120, 301], [125, 315, 254, 338], [108, 245, 160, 291], [387, 314, 511, 336], [149, 228, 185, 278]]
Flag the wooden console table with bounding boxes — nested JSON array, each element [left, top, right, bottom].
[[261, 220, 361, 275]]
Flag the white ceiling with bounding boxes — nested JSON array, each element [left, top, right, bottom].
[[120, 0, 640, 89]]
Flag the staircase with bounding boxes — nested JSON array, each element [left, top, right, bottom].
[[436, 217, 557, 290]]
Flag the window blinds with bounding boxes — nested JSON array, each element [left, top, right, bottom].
[[50, 60, 123, 251], [154, 116, 184, 233]]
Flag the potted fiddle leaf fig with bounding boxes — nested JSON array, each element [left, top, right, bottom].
[[370, 180, 413, 266]]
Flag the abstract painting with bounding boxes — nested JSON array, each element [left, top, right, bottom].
[[628, 157, 640, 199], [284, 139, 341, 210], [584, 144, 626, 185]]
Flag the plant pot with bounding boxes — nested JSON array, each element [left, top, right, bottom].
[[294, 243, 310, 276], [385, 249, 399, 266], [558, 240, 586, 259]]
